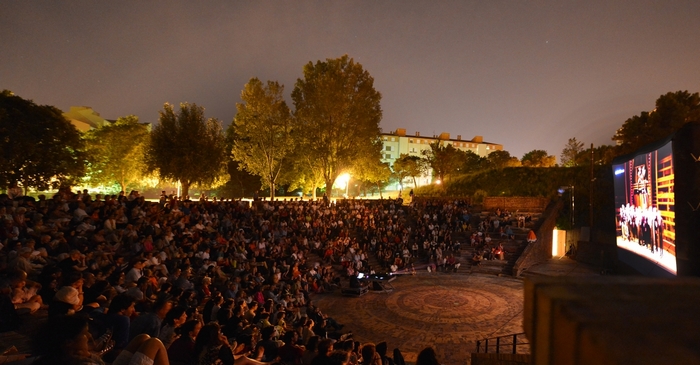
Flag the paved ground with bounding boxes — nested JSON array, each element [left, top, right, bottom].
[[312, 257, 602, 365]]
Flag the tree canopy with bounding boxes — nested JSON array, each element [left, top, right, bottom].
[[484, 150, 521, 169], [422, 141, 463, 182], [83, 115, 149, 192], [521, 149, 556, 167], [392, 154, 427, 188], [292, 55, 383, 193], [560, 138, 585, 167], [0, 90, 86, 192], [146, 102, 226, 198], [230, 78, 293, 199], [613, 90, 700, 155]]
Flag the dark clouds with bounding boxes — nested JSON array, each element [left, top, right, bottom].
[[2, 0, 699, 159]]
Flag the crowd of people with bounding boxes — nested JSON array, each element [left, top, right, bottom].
[[0, 188, 479, 365]]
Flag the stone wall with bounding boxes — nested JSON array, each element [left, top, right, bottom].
[[471, 353, 531, 365], [483, 197, 549, 212], [512, 199, 564, 277]]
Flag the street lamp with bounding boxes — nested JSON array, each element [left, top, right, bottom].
[[335, 173, 351, 198]]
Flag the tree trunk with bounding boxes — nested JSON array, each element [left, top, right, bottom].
[[182, 181, 191, 199], [325, 180, 333, 198], [120, 181, 126, 194], [269, 181, 275, 200], [377, 182, 383, 199], [412, 176, 417, 188]]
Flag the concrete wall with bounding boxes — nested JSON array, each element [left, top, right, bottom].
[[483, 197, 549, 213], [512, 199, 564, 277]]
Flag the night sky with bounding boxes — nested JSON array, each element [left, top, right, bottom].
[[2, 1, 699, 159]]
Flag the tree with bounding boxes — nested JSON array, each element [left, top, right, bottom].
[[560, 138, 585, 167], [292, 55, 383, 193], [575, 144, 617, 166], [422, 141, 463, 182], [230, 78, 293, 199], [392, 154, 427, 188], [83, 115, 149, 192], [484, 150, 521, 169], [146, 102, 226, 198], [521, 149, 556, 167], [0, 90, 86, 192], [459, 150, 484, 174], [353, 159, 392, 199], [613, 90, 700, 155]]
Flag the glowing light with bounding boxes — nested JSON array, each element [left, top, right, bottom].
[[334, 173, 351, 189], [614, 168, 625, 175], [435, 179, 442, 185]]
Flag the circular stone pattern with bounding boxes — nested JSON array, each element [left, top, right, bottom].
[[313, 274, 525, 365]]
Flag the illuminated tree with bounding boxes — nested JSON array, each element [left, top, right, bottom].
[[83, 115, 149, 192], [230, 78, 293, 199], [560, 138, 585, 167], [292, 55, 383, 193], [146, 102, 226, 198], [392, 153, 428, 188], [422, 141, 463, 182], [0, 90, 86, 192], [353, 159, 392, 198], [521, 149, 556, 167], [484, 150, 521, 169]]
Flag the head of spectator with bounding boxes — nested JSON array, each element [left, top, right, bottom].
[[32, 314, 93, 365], [415, 347, 440, 365], [329, 350, 350, 365], [163, 305, 188, 328], [361, 343, 381, 365], [193, 322, 226, 360], [109, 293, 136, 316], [317, 338, 335, 357]]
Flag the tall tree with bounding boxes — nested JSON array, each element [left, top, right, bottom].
[[484, 150, 521, 169], [521, 149, 556, 167], [0, 90, 86, 192], [83, 115, 149, 192], [459, 150, 484, 174], [146, 102, 226, 198], [292, 55, 383, 193], [230, 78, 293, 199], [392, 154, 427, 188], [613, 90, 700, 155], [353, 159, 392, 199], [560, 138, 585, 167], [422, 141, 464, 182]]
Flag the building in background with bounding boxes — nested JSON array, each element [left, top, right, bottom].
[[63, 106, 113, 132], [381, 128, 503, 188]]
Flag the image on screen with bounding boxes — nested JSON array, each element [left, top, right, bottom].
[[612, 141, 676, 275]]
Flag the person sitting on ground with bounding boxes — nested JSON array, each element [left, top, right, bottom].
[[471, 251, 483, 267], [527, 229, 537, 243], [32, 313, 169, 365], [310, 339, 334, 365], [194, 322, 236, 365], [277, 330, 304, 365], [167, 319, 202, 365]]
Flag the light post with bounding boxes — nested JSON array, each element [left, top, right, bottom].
[[335, 173, 351, 198]]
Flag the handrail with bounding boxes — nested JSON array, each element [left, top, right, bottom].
[[475, 332, 529, 354]]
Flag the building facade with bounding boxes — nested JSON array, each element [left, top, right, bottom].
[[380, 128, 503, 188]]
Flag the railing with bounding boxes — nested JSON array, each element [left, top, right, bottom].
[[475, 333, 529, 354]]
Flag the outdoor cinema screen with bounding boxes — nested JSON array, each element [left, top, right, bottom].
[[612, 141, 676, 275]]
